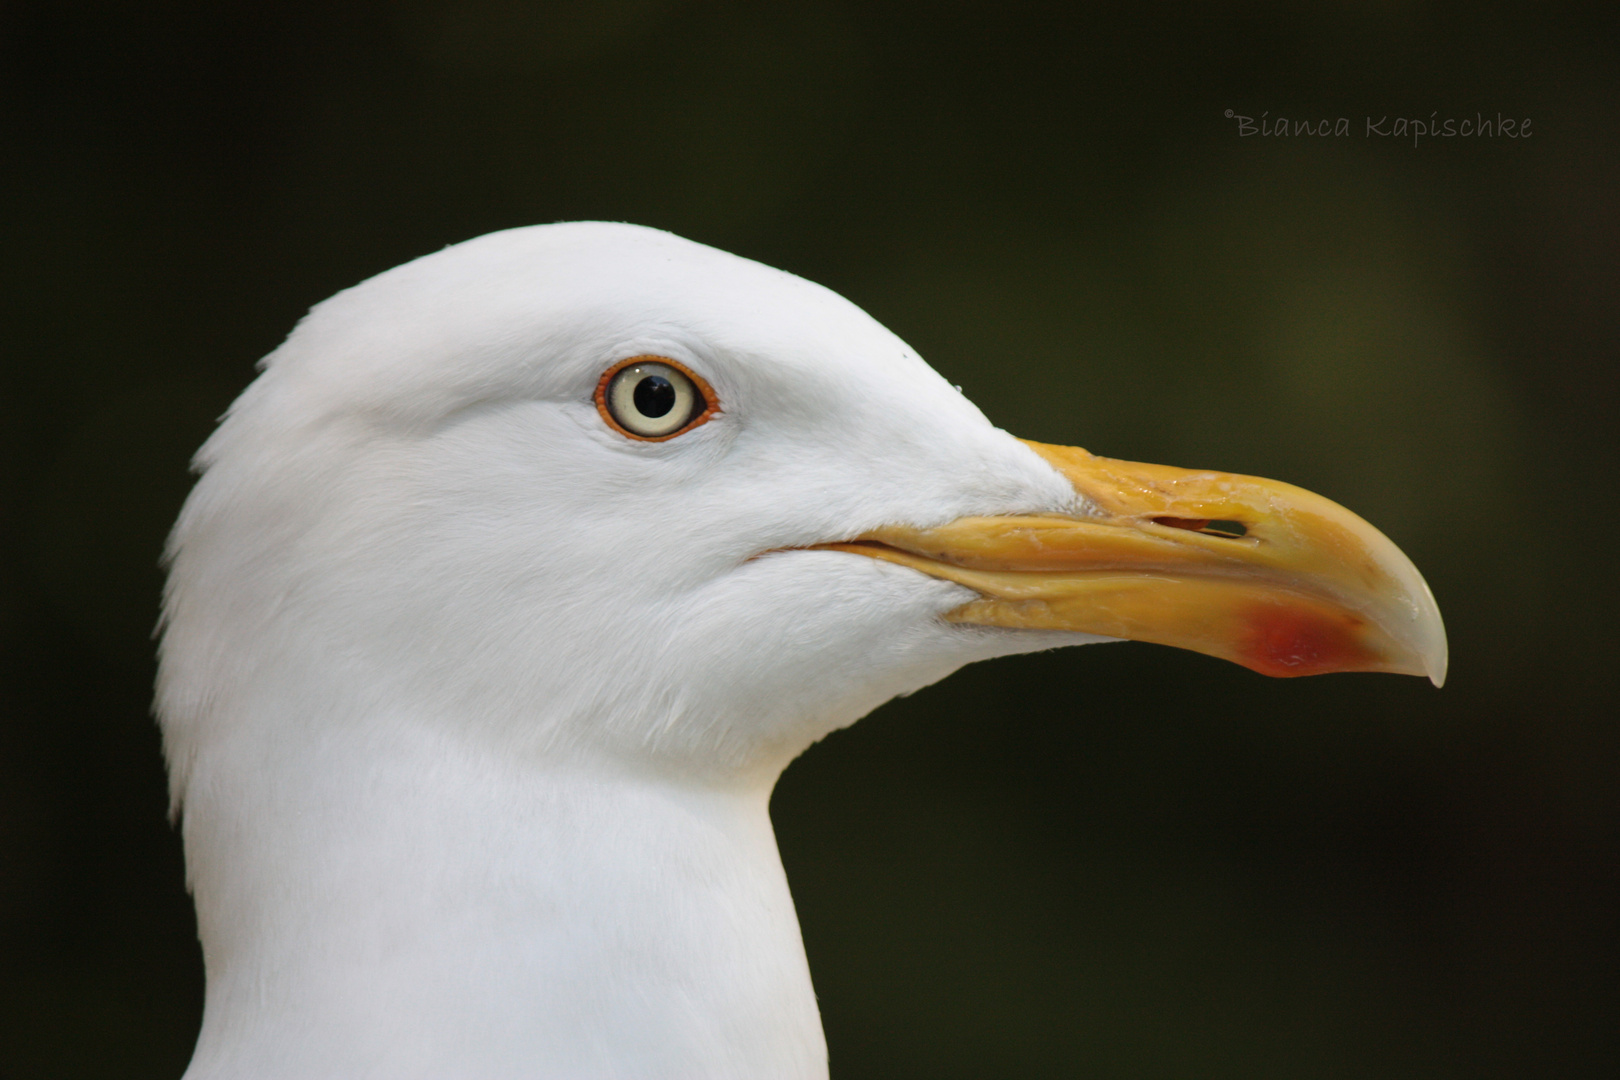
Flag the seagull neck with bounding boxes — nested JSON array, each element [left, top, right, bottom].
[[180, 715, 828, 1079]]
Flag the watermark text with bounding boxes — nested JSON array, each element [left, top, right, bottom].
[[1225, 110, 1533, 147]]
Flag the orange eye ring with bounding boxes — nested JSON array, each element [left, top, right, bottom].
[[594, 355, 720, 442]]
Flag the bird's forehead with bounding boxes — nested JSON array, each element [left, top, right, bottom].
[[281, 222, 933, 424]]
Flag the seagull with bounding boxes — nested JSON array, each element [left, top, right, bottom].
[[156, 221, 1446, 1079]]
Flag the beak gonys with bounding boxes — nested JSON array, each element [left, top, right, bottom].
[[821, 440, 1447, 686]]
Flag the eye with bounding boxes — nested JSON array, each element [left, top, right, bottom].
[[596, 356, 716, 440]]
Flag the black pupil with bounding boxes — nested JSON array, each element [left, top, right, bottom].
[[633, 375, 677, 418]]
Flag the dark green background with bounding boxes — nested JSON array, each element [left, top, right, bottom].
[[2, 2, 1615, 1077]]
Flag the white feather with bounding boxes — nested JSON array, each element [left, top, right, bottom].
[[157, 222, 1101, 1079]]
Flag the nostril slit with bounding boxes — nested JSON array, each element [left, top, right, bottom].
[[1153, 516, 1249, 539]]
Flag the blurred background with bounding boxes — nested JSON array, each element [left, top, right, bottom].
[[2, 2, 1616, 1077]]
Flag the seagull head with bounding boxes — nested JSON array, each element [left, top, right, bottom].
[[154, 222, 1447, 1078], [159, 221, 1445, 791]]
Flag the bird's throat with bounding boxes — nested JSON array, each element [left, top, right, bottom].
[[180, 720, 829, 1079]]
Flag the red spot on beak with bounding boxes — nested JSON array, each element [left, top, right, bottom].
[[1239, 603, 1378, 678]]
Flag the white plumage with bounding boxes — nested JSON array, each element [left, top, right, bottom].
[[157, 222, 1443, 1078]]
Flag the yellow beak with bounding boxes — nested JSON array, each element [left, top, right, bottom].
[[822, 440, 1447, 685]]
